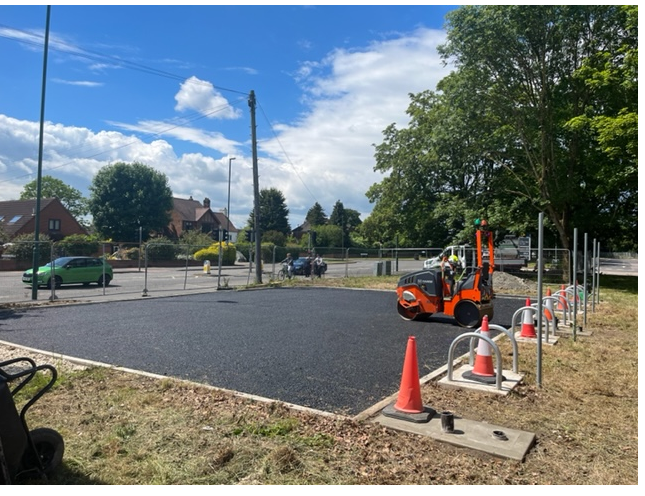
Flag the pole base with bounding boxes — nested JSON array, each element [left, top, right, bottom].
[[382, 403, 435, 423]]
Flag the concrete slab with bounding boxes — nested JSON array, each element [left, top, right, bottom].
[[373, 410, 536, 461], [437, 365, 524, 396], [514, 331, 559, 346]]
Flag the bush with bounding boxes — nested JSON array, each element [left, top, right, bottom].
[[57, 234, 101, 257], [145, 236, 179, 261], [5, 233, 53, 262], [193, 243, 236, 265], [179, 231, 216, 255]]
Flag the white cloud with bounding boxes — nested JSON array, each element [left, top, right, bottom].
[[174, 76, 243, 120], [52, 78, 103, 87], [259, 27, 449, 227], [107, 119, 241, 155], [0, 114, 254, 230], [0, 26, 449, 232]]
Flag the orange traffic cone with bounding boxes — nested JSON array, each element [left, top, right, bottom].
[[544, 288, 554, 322], [463, 316, 503, 384], [393, 336, 423, 413], [382, 336, 434, 423], [557, 284, 567, 310], [520, 298, 537, 338]]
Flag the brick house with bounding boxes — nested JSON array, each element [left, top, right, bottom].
[[166, 196, 238, 242], [0, 198, 88, 242]]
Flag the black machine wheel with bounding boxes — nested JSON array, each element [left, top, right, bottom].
[[396, 301, 421, 321], [98, 274, 111, 287], [46, 276, 63, 290], [24, 427, 65, 477], [454, 300, 482, 328]]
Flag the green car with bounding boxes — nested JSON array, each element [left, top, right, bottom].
[[22, 256, 113, 289]]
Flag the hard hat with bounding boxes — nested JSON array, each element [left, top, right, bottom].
[[449, 255, 459, 263]]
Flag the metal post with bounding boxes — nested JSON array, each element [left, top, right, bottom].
[[583, 233, 588, 326], [536, 212, 544, 388], [572, 228, 578, 341], [184, 244, 189, 290], [49, 242, 57, 301], [596, 240, 601, 305], [102, 243, 107, 295], [395, 234, 399, 272], [142, 243, 149, 297], [345, 248, 349, 278], [31, 5, 51, 301], [227, 157, 235, 245], [591, 238, 597, 312], [138, 225, 142, 272], [217, 228, 223, 289]]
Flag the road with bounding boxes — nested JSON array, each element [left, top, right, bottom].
[[0, 287, 527, 416], [0, 256, 636, 306]]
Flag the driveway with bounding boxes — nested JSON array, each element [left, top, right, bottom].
[[0, 288, 526, 416]]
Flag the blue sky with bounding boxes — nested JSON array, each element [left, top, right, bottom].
[[0, 4, 458, 231]]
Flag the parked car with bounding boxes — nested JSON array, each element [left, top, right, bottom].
[[292, 257, 312, 276], [22, 256, 113, 289]]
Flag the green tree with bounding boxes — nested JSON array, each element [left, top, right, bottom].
[[305, 202, 327, 227], [262, 230, 287, 246], [20, 175, 89, 222], [314, 224, 343, 248], [438, 5, 637, 250], [88, 162, 173, 241], [247, 188, 291, 235], [367, 5, 637, 252]]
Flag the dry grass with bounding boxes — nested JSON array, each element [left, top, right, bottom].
[[1, 274, 638, 485]]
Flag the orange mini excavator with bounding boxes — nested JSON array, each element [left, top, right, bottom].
[[395, 219, 495, 328]]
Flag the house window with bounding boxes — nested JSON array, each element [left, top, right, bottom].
[[201, 223, 213, 234], [48, 219, 61, 231], [183, 221, 193, 231], [8, 215, 21, 224]]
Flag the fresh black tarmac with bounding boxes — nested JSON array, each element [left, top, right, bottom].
[[0, 287, 525, 416]]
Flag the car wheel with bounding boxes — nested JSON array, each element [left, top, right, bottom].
[[98, 274, 111, 287], [47, 276, 62, 289]]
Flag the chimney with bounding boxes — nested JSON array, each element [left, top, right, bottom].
[[203, 198, 211, 208]]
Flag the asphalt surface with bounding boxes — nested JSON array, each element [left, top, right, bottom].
[[0, 287, 526, 417]]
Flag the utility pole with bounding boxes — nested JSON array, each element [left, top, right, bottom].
[[31, 5, 51, 301], [249, 90, 262, 284]]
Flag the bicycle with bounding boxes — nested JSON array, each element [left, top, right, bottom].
[[277, 263, 292, 280]]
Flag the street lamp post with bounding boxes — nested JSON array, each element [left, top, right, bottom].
[[227, 157, 235, 242]]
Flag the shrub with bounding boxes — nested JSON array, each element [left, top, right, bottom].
[[179, 231, 216, 255], [145, 236, 178, 261], [5, 233, 53, 262], [193, 243, 236, 265], [57, 233, 101, 257]]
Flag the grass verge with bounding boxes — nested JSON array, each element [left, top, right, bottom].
[[1, 275, 638, 485]]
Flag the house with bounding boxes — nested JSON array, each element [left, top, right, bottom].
[[0, 198, 88, 242], [291, 220, 312, 241], [166, 196, 238, 242]]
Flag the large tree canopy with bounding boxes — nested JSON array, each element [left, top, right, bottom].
[[20, 175, 89, 222], [88, 162, 173, 241], [365, 5, 637, 252], [247, 188, 291, 235]]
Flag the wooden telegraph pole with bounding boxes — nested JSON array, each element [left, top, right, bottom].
[[248, 90, 262, 284]]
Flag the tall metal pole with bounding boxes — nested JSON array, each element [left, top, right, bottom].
[[536, 212, 544, 388], [248, 91, 262, 284], [572, 228, 578, 342], [583, 232, 588, 326], [227, 157, 235, 242], [591, 238, 597, 312], [31, 5, 51, 301]]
